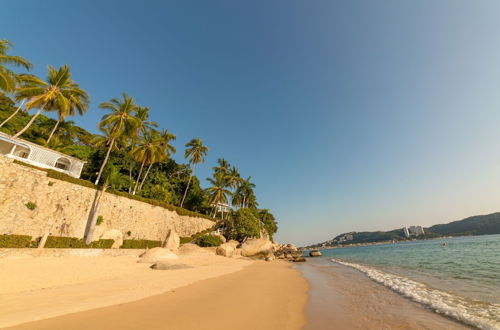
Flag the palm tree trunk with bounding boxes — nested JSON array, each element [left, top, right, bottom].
[[46, 118, 61, 143], [0, 99, 25, 127], [13, 103, 46, 138], [133, 160, 145, 195], [94, 138, 115, 185], [128, 162, 134, 194], [138, 163, 153, 191], [180, 164, 196, 208], [84, 185, 107, 244]]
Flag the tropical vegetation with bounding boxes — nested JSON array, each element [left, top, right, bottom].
[[0, 38, 279, 242]]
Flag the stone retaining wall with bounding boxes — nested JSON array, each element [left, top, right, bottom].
[[0, 156, 214, 242]]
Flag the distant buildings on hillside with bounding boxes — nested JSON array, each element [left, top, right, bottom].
[[403, 225, 425, 238]]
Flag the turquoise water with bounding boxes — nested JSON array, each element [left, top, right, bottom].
[[321, 235, 500, 329]]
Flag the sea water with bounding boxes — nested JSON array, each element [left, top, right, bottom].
[[320, 234, 500, 329]]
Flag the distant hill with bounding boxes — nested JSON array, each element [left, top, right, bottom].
[[428, 212, 500, 236], [306, 212, 500, 248]]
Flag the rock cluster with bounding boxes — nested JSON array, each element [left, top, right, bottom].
[[309, 249, 322, 257], [273, 243, 305, 262]]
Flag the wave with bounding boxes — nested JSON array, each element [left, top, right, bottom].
[[331, 258, 500, 330]]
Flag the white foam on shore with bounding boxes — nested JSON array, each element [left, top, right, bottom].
[[331, 258, 500, 330]]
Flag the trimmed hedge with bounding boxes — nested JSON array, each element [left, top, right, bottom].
[[0, 234, 37, 248], [121, 239, 162, 249], [180, 228, 215, 245], [194, 235, 223, 247], [44, 236, 114, 248], [13, 160, 215, 222]]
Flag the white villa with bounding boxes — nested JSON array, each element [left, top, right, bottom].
[[0, 132, 85, 178]]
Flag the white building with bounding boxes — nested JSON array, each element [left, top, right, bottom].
[[403, 225, 425, 238], [211, 202, 232, 213], [0, 132, 85, 178]]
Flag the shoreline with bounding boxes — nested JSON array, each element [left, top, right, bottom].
[[5, 259, 308, 330], [297, 257, 469, 330]]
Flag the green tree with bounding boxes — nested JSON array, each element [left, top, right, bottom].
[[130, 130, 165, 195], [13, 65, 89, 138], [94, 93, 139, 185], [225, 208, 260, 242], [233, 176, 256, 209], [0, 39, 32, 93], [207, 172, 232, 219], [180, 138, 208, 207]]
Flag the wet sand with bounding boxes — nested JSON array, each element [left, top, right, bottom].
[[6, 260, 308, 330], [297, 258, 470, 330]]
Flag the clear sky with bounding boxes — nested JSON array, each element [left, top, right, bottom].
[[3, 1, 500, 246]]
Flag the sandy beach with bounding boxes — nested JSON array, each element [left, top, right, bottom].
[[298, 258, 470, 330], [1, 250, 308, 330]]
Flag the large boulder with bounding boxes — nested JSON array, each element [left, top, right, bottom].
[[178, 243, 214, 257], [151, 263, 192, 270], [216, 242, 235, 257], [240, 239, 274, 259], [100, 229, 123, 249], [163, 229, 180, 251], [309, 250, 322, 257], [139, 247, 178, 263]]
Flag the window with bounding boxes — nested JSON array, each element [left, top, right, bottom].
[[18, 151, 29, 159], [55, 158, 71, 171]]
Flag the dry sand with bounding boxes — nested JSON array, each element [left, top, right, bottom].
[[5, 260, 308, 330], [0, 248, 255, 328]]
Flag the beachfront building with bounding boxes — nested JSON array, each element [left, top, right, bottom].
[[403, 225, 425, 238], [0, 132, 85, 178]]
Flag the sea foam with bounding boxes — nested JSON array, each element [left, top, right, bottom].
[[331, 258, 500, 330]]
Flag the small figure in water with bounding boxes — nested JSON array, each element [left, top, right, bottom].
[[441, 242, 448, 246]]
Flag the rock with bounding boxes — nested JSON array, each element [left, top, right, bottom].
[[287, 243, 298, 251], [178, 243, 214, 257], [240, 238, 274, 259], [99, 229, 123, 249], [216, 242, 235, 257], [226, 240, 240, 248], [265, 256, 274, 262], [291, 250, 303, 258], [309, 250, 322, 257], [284, 253, 293, 259], [151, 263, 192, 270], [163, 229, 180, 251], [138, 247, 178, 263], [293, 257, 306, 262]]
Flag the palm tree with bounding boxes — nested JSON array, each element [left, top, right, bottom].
[[212, 158, 230, 175], [135, 106, 158, 136], [130, 130, 165, 195], [138, 129, 176, 191], [207, 172, 232, 219], [94, 93, 139, 185], [233, 176, 256, 208], [226, 166, 242, 191], [180, 138, 208, 208], [0, 99, 25, 127], [46, 91, 89, 143], [0, 39, 32, 93], [13, 65, 89, 138]]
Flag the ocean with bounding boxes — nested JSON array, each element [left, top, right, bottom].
[[318, 234, 500, 329]]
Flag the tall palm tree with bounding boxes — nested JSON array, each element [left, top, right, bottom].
[[13, 65, 89, 138], [130, 129, 165, 195], [46, 91, 89, 143], [0, 39, 32, 93], [135, 106, 158, 136], [212, 158, 230, 175], [180, 138, 208, 207], [233, 176, 256, 208], [138, 129, 176, 191], [226, 166, 242, 191], [94, 93, 139, 185], [207, 172, 232, 219]]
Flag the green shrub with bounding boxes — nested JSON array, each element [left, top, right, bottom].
[[121, 239, 162, 249], [44, 236, 114, 248], [48, 181, 55, 186], [127, 230, 132, 236], [25, 201, 37, 210], [96, 216, 104, 226], [180, 228, 214, 244], [0, 234, 35, 248], [194, 235, 223, 247]]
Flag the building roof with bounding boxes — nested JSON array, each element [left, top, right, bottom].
[[0, 132, 86, 164]]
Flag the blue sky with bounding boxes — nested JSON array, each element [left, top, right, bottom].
[[3, 1, 500, 245]]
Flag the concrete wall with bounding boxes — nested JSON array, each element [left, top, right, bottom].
[[0, 155, 214, 242]]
